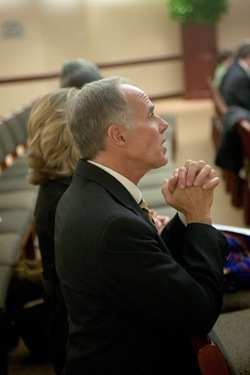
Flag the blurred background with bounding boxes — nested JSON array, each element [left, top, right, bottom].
[[0, 0, 250, 114]]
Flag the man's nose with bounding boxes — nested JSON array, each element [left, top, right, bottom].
[[159, 118, 168, 132]]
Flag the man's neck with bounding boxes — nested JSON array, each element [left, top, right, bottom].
[[91, 156, 147, 185], [87, 160, 142, 203]]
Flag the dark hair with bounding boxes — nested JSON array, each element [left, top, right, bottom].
[[217, 49, 234, 64], [236, 40, 250, 59], [60, 59, 102, 89]]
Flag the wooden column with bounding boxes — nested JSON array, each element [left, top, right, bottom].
[[181, 22, 217, 99]]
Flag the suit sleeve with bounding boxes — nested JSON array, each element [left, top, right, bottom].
[[231, 75, 250, 110], [99, 214, 229, 335]]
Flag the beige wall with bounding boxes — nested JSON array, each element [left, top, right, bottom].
[[0, 0, 249, 115]]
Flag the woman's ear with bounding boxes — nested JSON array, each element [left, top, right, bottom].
[[108, 125, 126, 145]]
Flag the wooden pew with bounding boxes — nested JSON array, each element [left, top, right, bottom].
[[237, 120, 250, 225], [206, 77, 227, 148], [206, 78, 249, 210], [190, 335, 230, 375], [0, 103, 38, 309], [0, 102, 38, 374]]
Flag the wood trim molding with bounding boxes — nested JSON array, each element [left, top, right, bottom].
[[0, 55, 182, 85]]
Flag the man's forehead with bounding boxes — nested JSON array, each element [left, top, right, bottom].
[[121, 83, 142, 94], [121, 84, 152, 106]]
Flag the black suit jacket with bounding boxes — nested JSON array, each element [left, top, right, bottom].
[[55, 159, 229, 375], [220, 61, 250, 110], [215, 106, 250, 173], [35, 176, 72, 283]]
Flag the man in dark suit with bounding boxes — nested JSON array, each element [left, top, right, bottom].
[[215, 105, 250, 173], [220, 40, 250, 110], [55, 76, 229, 374]]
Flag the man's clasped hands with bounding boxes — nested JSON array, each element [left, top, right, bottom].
[[151, 159, 219, 234]]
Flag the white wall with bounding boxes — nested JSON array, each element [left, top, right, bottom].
[[217, 0, 250, 49], [0, 0, 249, 115]]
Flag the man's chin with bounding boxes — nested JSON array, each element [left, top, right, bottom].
[[156, 156, 168, 169], [162, 153, 168, 164]]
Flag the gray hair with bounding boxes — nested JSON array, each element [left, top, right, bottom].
[[66, 76, 134, 159]]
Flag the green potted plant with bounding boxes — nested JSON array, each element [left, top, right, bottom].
[[167, 0, 230, 99], [168, 0, 229, 25]]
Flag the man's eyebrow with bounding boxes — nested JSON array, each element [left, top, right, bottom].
[[148, 104, 155, 113]]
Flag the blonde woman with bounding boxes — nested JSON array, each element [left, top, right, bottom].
[[28, 87, 80, 374]]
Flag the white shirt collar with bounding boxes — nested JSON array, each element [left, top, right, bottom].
[[88, 161, 187, 227], [87, 160, 142, 204], [238, 59, 250, 77]]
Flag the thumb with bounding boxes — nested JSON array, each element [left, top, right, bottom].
[[161, 179, 171, 201]]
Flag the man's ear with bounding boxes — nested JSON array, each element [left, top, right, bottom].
[[107, 125, 126, 145]]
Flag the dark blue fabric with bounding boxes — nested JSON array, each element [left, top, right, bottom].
[[222, 231, 250, 291]]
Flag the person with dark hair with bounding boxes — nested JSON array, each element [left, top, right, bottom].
[[59, 58, 102, 89], [55, 76, 229, 375], [220, 39, 250, 110]]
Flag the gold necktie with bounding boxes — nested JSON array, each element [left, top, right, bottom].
[[139, 198, 155, 225]]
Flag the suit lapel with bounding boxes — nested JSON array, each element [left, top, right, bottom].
[[74, 159, 149, 223]]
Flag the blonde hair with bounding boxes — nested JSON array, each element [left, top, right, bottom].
[[28, 88, 81, 185]]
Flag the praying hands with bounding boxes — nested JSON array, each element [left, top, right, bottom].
[[167, 159, 219, 192], [161, 159, 220, 225]]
